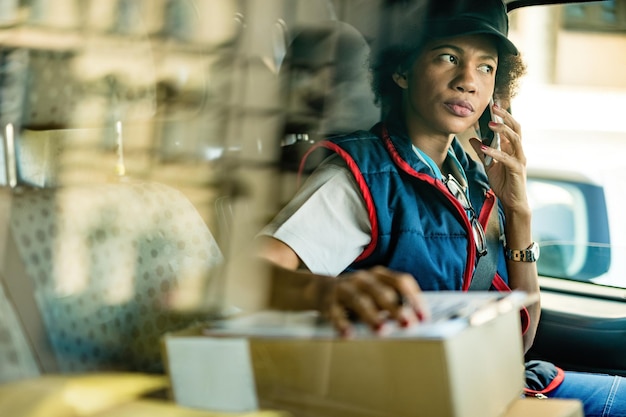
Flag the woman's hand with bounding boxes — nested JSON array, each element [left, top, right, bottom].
[[469, 103, 530, 216], [328, 266, 430, 337], [259, 237, 429, 337]]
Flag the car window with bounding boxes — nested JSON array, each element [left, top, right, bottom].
[[527, 177, 611, 283], [508, 3, 626, 290]]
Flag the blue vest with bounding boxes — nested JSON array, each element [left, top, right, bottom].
[[303, 122, 509, 291]]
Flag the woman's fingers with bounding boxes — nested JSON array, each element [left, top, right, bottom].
[[330, 266, 429, 336], [469, 106, 530, 213], [328, 302, 353, 338], [492, 103, 521, 137], [336, 271, 387, 331], [369, 266, 430, 322], [470, 112, 525, 171], [489, 106, 526, 163]]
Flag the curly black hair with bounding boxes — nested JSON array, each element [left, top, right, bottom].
[[369, 41, 527, 117]]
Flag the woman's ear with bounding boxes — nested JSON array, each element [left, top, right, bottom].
[[392, 72, 408, 89]]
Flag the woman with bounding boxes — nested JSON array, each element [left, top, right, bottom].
[[258, 0, 626, 415]]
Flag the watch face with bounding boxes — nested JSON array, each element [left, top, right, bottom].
[[528, 242, 540, 262]]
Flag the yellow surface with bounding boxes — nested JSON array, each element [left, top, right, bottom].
[[93, 399, 291, 417], [0, 373, 168, 417], [0, 373, 582, 417], [0, 373, 291, 417]]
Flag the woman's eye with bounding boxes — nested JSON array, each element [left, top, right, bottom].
[[439, 53, 457, 64], [478, 64, 495, 74]]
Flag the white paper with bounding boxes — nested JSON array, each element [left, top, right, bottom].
[[204, 291, 530, 340]]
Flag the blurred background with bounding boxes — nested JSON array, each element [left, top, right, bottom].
[[0, 0, 625, 382], [0, 0, 388, 381]]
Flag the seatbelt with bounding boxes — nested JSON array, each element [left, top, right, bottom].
[[469, 203, 501, 291]]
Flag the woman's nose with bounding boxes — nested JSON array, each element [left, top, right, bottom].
[[452, 66, 478, 93]]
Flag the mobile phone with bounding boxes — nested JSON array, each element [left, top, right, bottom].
[[478, 97, 503, 166]]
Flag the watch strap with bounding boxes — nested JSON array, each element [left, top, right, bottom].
[[506, 242, 539, 262]]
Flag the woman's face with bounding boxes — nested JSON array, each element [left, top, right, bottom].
[[395, 34, 498, 137]]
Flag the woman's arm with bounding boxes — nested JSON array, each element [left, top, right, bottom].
[[257, 235, 428, 337], [502, 206, 540, 353], [470, 103, 541, 353], [257, 236, 302, 271]]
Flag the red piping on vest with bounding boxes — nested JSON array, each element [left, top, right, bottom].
[[382, 128, 533, 334], [479, 189, 497, 231], [299, 130, 532, 336], [472, 189, 497, 293], [298, 126, 530, 334], [492, 274, 531, 335], [523, 366, 566, 397], [380, 126, 478, 292], [298, 142, 379, 262]]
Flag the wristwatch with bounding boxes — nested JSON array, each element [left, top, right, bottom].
[[505, 242, 540, 262]]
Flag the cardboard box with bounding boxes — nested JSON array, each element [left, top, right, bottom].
[[163, 293, 528, 417], [504, 398, 583, 417]]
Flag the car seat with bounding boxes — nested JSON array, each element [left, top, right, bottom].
[[0, 180, 223, 376]]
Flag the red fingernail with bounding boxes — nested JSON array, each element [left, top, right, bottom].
[[488, 121, 498, 126], [399, 317, 410, 328], [416, 310, 425, 321], [374, 322, 384, 332]]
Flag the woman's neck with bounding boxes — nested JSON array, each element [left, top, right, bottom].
[[409, 129, 454, 171], [401, 111, 454, 170]]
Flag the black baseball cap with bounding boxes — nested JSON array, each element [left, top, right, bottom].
[[396, 0, 518, 56]]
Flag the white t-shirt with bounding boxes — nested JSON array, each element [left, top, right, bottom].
[[259, 155, 371, 276]]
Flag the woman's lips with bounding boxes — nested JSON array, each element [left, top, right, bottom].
[[445, 100, 474, 117]]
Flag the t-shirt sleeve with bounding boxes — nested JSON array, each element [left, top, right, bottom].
[[259, 156, 371, 276]]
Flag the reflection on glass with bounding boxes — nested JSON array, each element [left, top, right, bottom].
[[528, 178, 615, 286]]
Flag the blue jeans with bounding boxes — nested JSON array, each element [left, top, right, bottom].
[[548, 371, 626, 417]]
